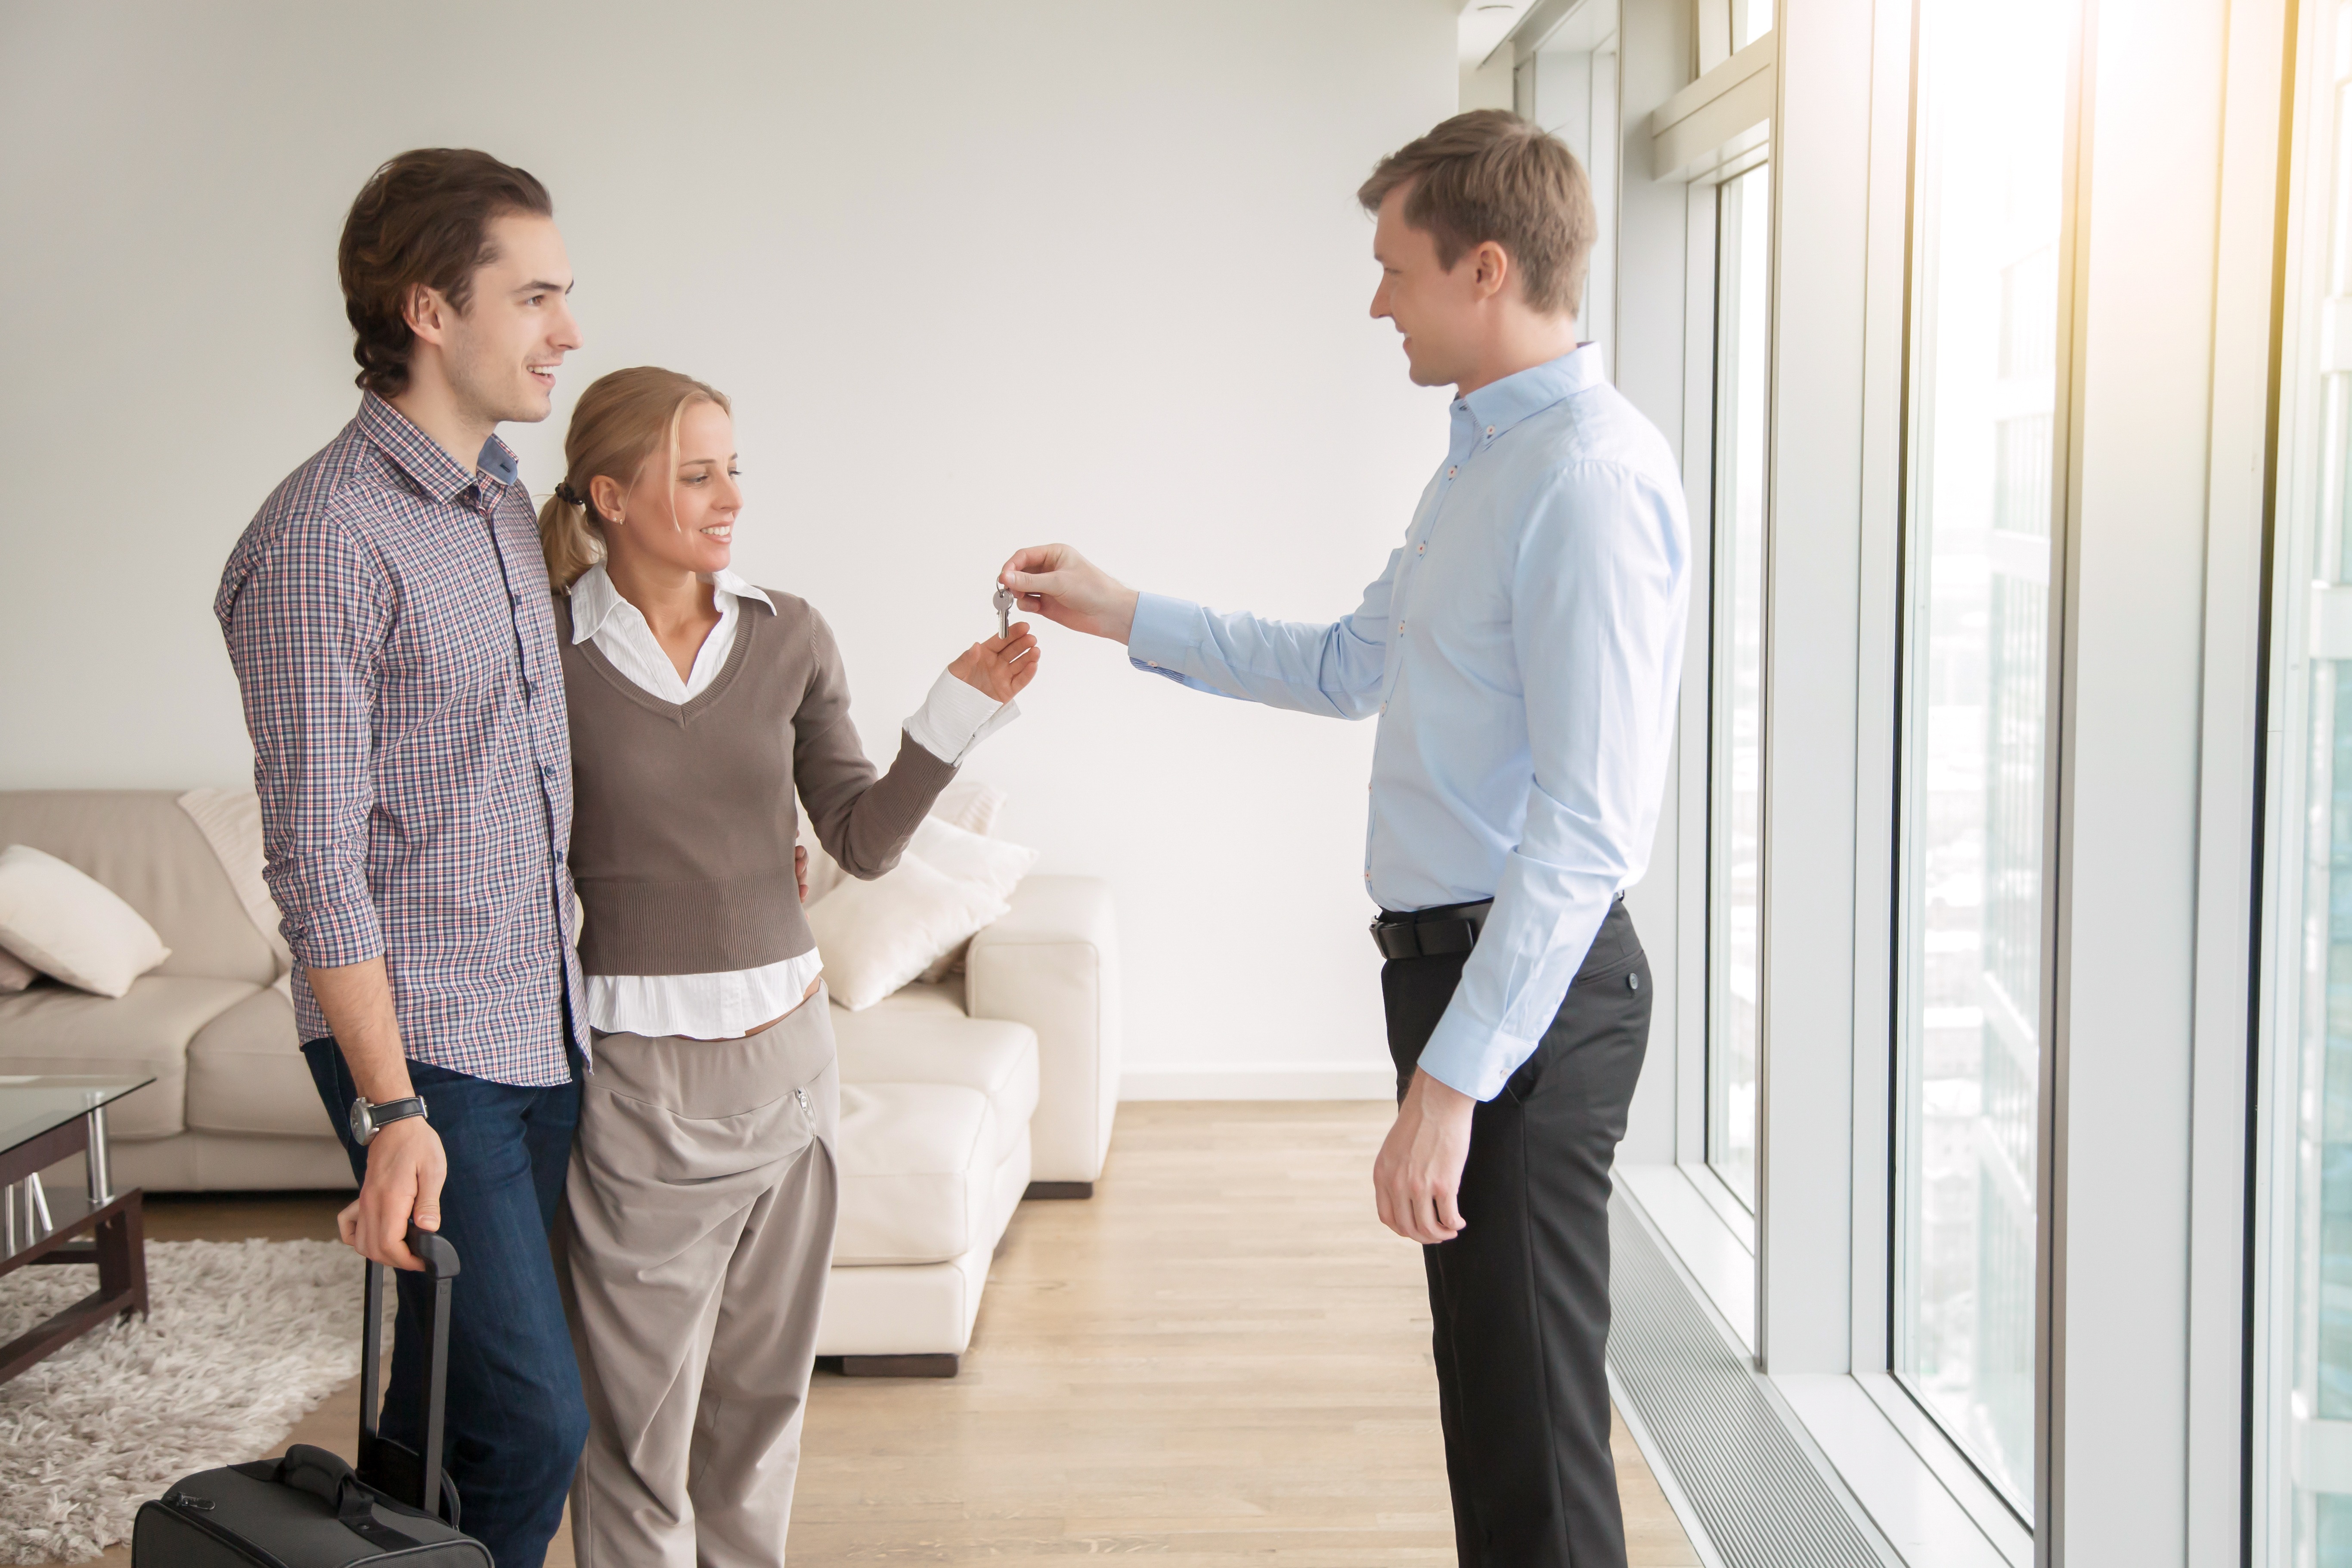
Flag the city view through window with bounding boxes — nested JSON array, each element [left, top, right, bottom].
[[1707, 159, 1770, 1212], [1896, 0, 2070, 1514]]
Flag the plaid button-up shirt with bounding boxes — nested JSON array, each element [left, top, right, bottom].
[[216, 393, 586, 1085]]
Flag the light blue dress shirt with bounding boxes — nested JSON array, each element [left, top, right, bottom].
[[1128, 346, 1690, 1101]]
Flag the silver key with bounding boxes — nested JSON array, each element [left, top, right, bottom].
[[993, 585, 1015, 640]]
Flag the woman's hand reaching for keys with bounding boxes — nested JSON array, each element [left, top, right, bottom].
[[948, 622, 1041, 703]]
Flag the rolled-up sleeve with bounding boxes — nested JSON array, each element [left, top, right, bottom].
[[1416, 462, 1688, 1100], [220, 515, 390, 971], [1124, 552, 1400, 719]]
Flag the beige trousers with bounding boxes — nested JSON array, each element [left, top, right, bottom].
[[562, 991, 839, 1568]]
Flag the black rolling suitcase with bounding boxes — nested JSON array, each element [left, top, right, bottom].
[[132, 1227, 489, 1566]]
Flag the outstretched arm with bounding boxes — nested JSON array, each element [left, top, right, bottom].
[[795, 611, 1038, 877], [999, 542, 1395, 719]]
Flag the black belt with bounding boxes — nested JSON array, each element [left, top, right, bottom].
[[1370, 899, 1493, 961], [1369, 890, 1624, 961]]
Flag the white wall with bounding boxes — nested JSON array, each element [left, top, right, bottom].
[[0, 0, 1459, 1097]]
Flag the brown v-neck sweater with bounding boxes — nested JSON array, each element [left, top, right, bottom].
[[554, 588, 956, 978]]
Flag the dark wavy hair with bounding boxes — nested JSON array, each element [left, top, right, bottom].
[[337, 149, 553, 398]]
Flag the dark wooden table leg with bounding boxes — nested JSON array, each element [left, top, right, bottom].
[[0, 1190, 149, 1380], [96, 1198, 146, 1320]]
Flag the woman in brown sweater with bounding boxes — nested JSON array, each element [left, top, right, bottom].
[[535, 366, 1036, 1566]]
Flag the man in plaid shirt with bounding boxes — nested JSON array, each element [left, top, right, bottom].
[[216, 149, 586, 1568]]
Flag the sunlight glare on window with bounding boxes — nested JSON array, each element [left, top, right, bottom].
[[1894, 0, 2071, 1518]]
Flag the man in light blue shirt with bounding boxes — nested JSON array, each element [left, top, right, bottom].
[[1002, 111, 1686, 1568]]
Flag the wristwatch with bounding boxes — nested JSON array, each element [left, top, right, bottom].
[[349, 1093, 428, 1147]]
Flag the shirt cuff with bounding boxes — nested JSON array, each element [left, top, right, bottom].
[[279, 889, 386, 973], [1127, 591, 1197, 679], [1413, 1001, 1538, 1103], [905, 668, 1010, 765]]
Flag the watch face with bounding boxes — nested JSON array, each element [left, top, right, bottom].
[[349, 1098, 372, 1145]]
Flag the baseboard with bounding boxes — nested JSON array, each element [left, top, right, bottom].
[[1118, 1065, 1395, 1101]]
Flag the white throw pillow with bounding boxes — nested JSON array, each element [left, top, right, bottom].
[[928, 777, 1008, 838], [0, 844, 172, 998], [908, 817, 1037, 984], [796, 780, 1010, 910], [909, 816, 1037, 902], [0, 943, 37, 993], [807, 854, 1010, 1011]]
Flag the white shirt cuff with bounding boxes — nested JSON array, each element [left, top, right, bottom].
[[905, 668, 1013, 765]]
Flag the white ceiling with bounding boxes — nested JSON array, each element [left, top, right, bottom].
[[1455, 0, 1532, 65]]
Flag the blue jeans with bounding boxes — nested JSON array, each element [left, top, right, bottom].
[[304, 1040, 588, 1568]]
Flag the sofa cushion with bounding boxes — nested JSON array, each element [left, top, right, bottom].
[[814, 1125, 1030, 1358], [834, 1081, 1014, 1267], [829, 985, 1038, 1168], [0, 976, 257, 1138], [0, 793, 274, 985], [0, 843, 174, 997], [185, 985, 332, 1139]]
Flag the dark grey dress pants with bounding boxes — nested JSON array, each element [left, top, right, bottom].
[[1382, 896, 1651, 1568]]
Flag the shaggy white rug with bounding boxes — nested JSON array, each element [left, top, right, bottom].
[[0, 1238, 363, 1564]]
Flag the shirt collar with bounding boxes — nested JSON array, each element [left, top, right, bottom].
[[711, 567, 774, 615], [1450, 344, 1604, 454], [357, 391, 520, 504], [565, 563, 774, 645]]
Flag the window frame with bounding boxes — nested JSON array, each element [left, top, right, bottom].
[[1595, 0, 2275, 1559], [1883, 0, 2077, 1513], [2250, 0, 2336, 1560]]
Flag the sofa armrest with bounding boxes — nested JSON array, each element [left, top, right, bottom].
[[965, 876, 1121, 1185]]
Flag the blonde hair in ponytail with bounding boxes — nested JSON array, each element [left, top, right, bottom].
[[537, 366, 732, 591]]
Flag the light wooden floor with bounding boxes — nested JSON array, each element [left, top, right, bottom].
[[48, 1101, 1696, 1566]]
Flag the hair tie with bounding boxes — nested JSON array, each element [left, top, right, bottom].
[[554, 480, 584, 508]]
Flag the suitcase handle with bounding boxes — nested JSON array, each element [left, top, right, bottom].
[[273, 1443, 433, 1553], [277, 1443, 363, 1509], [359, 1224, 462, 1526]]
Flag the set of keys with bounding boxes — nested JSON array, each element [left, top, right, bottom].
[[993, 584, 1016, 640]]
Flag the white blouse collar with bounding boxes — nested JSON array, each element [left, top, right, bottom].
[[567, 563, 774, 645]]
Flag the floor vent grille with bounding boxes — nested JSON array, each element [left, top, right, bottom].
[[1608, 1196, 1891, 1568]]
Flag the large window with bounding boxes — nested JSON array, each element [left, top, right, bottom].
[[1706, 160, 1770, 1211], [1893, 0, 2071, 1516], [2269, 6, 2352, 1560]]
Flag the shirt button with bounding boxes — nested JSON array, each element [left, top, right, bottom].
[[1398, 622, 1406, 635], [1486, 425, 1496, 437], [1148, 660, 1159, 669], [1379, 701, 1388, 715], [1447, 466, 1458, 478], [1417, 543, 1426, 555]]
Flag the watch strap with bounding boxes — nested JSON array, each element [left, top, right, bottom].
[[353, 1094, 428, 1145]]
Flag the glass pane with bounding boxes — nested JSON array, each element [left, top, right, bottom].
[[1707, 162, 1770, 1212], [2287, 21, 2352, 1559], [1732, 0, 1773, 49], [1895, 0, 2071, 1517]]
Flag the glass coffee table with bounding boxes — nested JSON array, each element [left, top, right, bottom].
[[0, 1074, 152, 1383]]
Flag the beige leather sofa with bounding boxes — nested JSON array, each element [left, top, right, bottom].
[[0, 790, 1121, 1371]]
